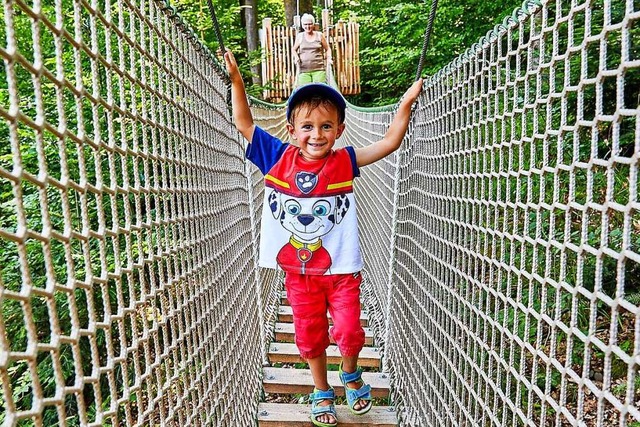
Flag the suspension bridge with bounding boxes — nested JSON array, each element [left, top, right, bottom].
[[0, 0, 638, 426]]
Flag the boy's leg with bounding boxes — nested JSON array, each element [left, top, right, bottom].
[[340, 354, 369, 411], [284, 273, 330, 359], [326, 273, 370, 412], [284, 274, 335, 424], [307, 352, 336, 425]]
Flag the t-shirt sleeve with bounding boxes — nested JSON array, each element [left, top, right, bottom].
[[344, 146, 360, 178], [246, 126, 289, 175]]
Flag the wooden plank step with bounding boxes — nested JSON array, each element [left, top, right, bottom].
[[263, 367, 390, 397], [280, 291, 364, 308], [278, 306, 369, 326], [274, 322, 374, 345], [268, 343, 380, 368], [257, 403, 397, 426]]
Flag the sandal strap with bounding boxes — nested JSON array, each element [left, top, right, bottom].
[[345, 383, 372, 401], [311, 402, 336, 416], [310, 387, 335, 402], [339, 366, 363, 384]]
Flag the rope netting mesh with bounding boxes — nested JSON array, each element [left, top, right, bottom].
[[379, 0, 640, 424], [0, 1, 639, 427], [0, 0, 279, 425]]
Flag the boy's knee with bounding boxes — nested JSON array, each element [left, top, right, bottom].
[[294, 315, 330, 357], [330, 323, 365, 353]]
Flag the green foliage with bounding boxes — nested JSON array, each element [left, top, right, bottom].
[[171, 0, 285, 96], [172, 0, 528, 106], [332, 0, 525, 105]]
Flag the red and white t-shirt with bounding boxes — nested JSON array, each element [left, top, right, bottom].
[[246, 126, 364, 275]]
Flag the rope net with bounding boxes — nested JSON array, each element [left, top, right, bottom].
[[0, 0, 638, 427], [0, 0, 278, 425], [381, 0, 640, 424]]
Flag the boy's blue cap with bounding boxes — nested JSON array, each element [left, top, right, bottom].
[[286, 83, 346, 123]]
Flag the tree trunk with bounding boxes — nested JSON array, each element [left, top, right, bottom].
[[284, 0, 314, 28], [241, 0, 262, 85]]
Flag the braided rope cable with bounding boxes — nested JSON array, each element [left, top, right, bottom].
[[415, 0, 438, 81], [205, 0, 226, 53]]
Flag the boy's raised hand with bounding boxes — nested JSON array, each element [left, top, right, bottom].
[[223, 48, 255, 141], [223, 49, 242, 83], [400, 78, 423, 107]]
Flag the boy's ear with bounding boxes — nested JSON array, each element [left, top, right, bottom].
[[286, 123, 296, 139], [336, 123, 345, 139]]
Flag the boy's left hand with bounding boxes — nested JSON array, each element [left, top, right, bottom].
[[223, 49, 242, 83]]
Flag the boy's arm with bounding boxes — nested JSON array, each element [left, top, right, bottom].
[[224, 50, 256, 142], [354, 79, 423, 167]]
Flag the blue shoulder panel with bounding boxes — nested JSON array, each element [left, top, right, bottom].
[[344, 146, 360, 178], [246, 126, 289, 175]]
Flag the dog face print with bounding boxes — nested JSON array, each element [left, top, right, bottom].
[[269, 190, 350, 243]]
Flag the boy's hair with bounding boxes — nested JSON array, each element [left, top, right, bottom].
[[287, 83, 346, 124], [289, 96, 344, 124]]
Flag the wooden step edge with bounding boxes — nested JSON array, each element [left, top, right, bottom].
[[257, 403, 397, 426], [278, 306, 369, 327], [263, 367, 390, 398], [274, 322, 374, 345], [281, 292, 364, 308], [268, 343, 381, 368]]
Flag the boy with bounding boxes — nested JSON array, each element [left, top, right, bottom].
[[224, 50, 422, 427]]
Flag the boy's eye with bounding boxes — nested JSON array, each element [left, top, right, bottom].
[[301, 125, 313, 131], [312, 201, 330, 216], [285, 200, 301, 215], [322, 124, 333, 130]]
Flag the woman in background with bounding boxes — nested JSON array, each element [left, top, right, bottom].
[[293, 13, 332, 85]]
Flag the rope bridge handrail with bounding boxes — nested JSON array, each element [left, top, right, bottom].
[[1, 0, 639, 427]]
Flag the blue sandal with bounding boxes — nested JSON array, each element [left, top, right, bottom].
[[338, 363, 372, 415], [309, 387, 338, 427]]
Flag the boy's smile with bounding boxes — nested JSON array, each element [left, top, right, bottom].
[[287, 104, 345, 161]]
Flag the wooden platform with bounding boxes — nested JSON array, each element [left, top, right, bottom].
[[263, 367, 390, 397], [268, 343, 381, 367]]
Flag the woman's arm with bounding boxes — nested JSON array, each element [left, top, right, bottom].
[[320, 33, 332, 64], [292, 33, 302, 64]]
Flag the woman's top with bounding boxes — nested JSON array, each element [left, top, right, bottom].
[[297, 32, 325, 73]]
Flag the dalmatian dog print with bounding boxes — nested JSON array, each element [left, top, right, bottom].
[[269, 188, 350, 274]]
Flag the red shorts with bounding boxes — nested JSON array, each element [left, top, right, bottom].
[[284, 272, 365, 360]]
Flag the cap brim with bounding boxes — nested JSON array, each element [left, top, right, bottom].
[[287, 83, 346, 121]]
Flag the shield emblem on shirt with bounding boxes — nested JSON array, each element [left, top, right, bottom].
[[295, 172, 318, 194]]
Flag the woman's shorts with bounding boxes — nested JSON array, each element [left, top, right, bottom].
[[297, 70, 327, 85]]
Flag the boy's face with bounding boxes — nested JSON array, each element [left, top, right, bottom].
[[287, 102, 345, 161]]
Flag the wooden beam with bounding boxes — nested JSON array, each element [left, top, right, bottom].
[[257, 403, 398, 426], [262, 367, 390, 397]]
